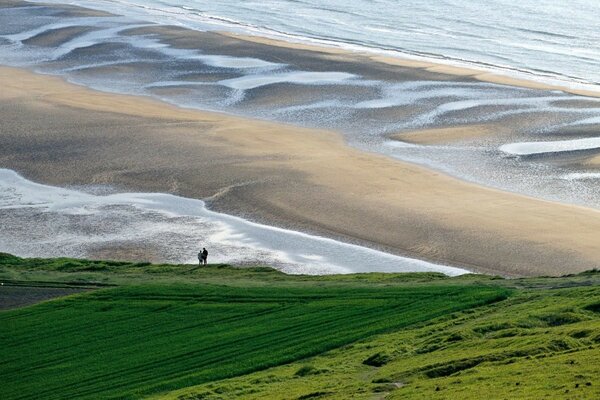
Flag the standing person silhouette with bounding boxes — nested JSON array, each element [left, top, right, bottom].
[[201, 247, 208, 265], [197, 250, 203, 266]]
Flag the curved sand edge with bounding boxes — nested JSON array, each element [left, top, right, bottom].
[[1, 66, 599, 276]]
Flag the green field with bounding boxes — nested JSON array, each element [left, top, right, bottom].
[[1, 253, 599, 399], [176, 283, 599, 400]]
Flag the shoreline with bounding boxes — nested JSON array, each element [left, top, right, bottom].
[[222, 31, 600, 99], [19, 0, 600, 98], [2, 65, 600, 276], [0, 168, 468, 276]]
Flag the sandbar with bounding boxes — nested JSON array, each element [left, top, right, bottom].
[[390, 125, 498, 145]]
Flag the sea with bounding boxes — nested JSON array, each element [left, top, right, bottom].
[[24, 0, 600, 91]]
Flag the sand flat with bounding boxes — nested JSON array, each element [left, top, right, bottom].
[[390, 125, 498, 145], [22, 26, 97, 47], [367, 55, 435, 69], [584, 155, 600, 167], [1, 66, 600, 276], [425, 65, 481, 76]]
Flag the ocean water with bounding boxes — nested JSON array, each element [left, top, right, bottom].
[[28, 0, 600, 91]]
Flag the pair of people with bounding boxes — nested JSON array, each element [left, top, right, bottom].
[[197, 247, 208, 266]]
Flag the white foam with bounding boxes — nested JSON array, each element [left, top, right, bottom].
[[273, 100, 346, 114], [49, 23, 151, 60], [0, 169, 467, 276], [219, 71, 356, 90], [560, 172, 600, 181], [197, 55, 282, 69], [500, 137, 600, 156], [145, 80, 210, 88], [563, 115, 600, 127], [354, 84, 514, 109]]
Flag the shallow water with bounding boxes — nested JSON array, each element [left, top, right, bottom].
[[0, 169, 467, 275]]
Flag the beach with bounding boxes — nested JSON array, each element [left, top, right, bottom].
[[2, 64, 600, 276], [2, 0, 600, 276], [3, 1, 600, 208]]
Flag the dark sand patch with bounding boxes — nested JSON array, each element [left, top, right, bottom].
[[23, 26, 97, 47], [550, 99, 600, 109], [547, 124, 600, 139]]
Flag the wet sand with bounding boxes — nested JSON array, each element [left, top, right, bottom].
[[585, 155, 600, 167], [390, 125, 499, 145], [2, 66, 600, 276]]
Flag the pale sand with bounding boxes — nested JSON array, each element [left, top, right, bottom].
[[219, 31, 355, 56], [2, 66, 600, 276], [23, 26, 97, 47], [367, 55, 434, 69], [584, 155, 600, 167], [425, 65, 483, 76], [224, 32, 600, 98], [390, 125, 498, 145]]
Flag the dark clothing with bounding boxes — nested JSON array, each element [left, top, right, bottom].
[[201, 249, 208, 265]]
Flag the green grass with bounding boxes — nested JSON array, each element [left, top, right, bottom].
[[1, 253, 599, 399], [162, 286, 600, 400], [0, 252, 465, 288], [0, 254, 507, 400]]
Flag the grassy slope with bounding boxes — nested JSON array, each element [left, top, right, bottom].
[[1, 253, 599, 399], [0, 254, 506, 400], [165, 285, 599, 400]]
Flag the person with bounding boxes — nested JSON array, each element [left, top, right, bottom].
[[201, 247, 208, 265], [197, 250, 203, 266]]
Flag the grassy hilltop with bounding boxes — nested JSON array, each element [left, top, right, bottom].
[[1, 253, 599, 399]]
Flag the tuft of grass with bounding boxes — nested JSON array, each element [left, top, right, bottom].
[[296, 391, 332, 399], [538, 312, 584, 326], [584, 301, 600, 313], [294, 366, 327, 377], [362, 352, 391, 367]]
